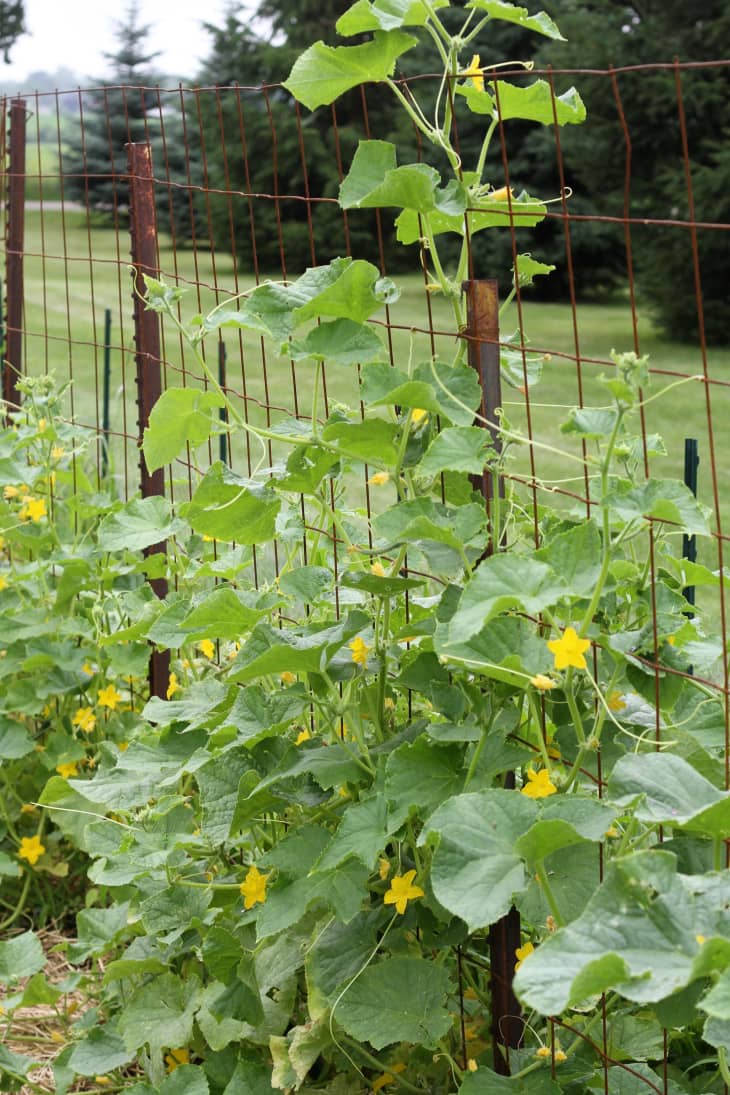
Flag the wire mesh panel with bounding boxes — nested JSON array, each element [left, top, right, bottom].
[[2, 60, 730, 1090]]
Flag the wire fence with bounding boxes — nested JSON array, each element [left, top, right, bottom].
[[2, 59, 730, 1085]]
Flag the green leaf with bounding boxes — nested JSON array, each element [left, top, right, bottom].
[[512, 254, 556, 287], [535, 521, 603, 598], [178, 587, 270, 642], [160, 1066, 210, 1095], [197, 748, 252, 844], [322, 418, 400, 464], [465, 0, 564, 39], [339, 140, 466, 217], [479, 80, 586, 126], [143, 387, 225, 474], [396, 190, 546, 244], [67, 1027, 135, 1077], [608, 752, 730, 837], [513, 851, 730, 1014], [373, 497, 485, 555], [334, 957, 452, 1049], [0, 931, 45, 984], [561, 406, 619, 439], [289, 318, 386, 366], [224, 684, 309, 747], [444, 555, 567, 642], [271, 1019, 331, 1090], [68, 904, 130, 963], [140, 886, 212, 943], [20, 972, 62, 1007], [337, 0, 448, 34], [37, 777, 107, 851], [417, 427, 492, 477], [229, 612, 369, 683], [313, 795, 394, 871], [360, 359, 482, 427], [142, 680, 229, 730], [700, 968, 730, 1019], [605, 479, 711, 537], [421, 790, 537, 930], [0, 718, 33, 759], [385, 736, 464, 827], [277, 445, 339, 494], [98, 497, 187, 552], [181, 463, 280, 544], [435, 615, 551, 686], [118, 972, 201, 1054], [306, 913, 379, 1012], [256, 859, 369, 939], [284, 31, 418, 111], [515, 798, 618, 863]]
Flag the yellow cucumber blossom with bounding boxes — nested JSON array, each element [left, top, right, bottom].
[[349, 636, 370, 666], [56, 760, 79, 779], [97, 684, 122, 710], [515, 941, 534, 970], [198, 639, 215, 660], [166, 672, 180, 699], [383, 869, 424, 915], [18, 834, 45, 866], [521, 767, 557, 799], [19, 496, 47, 522], [73, 707, 96, 733], [530, 674, 556, 691], [295, 728, 311, 745], [368, 471, 390, 486], [240, 864, 269, 909], [547, 626, 590, 671], [410, 408, 428, 426], [462, 53, 485, 92], [607, 689, 627, 712], [370, 561, 386, 577], [165, 1048, 190, 1073]]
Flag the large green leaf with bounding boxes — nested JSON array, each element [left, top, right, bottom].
[[396, 190, 546, 243], [373, 497, 486, 554], [181, 463, 280, 544], [118, 972, 202, 1054], [417, 426, 492, 477], [444, 555, 567, 642], [334, 957, 452, 1049], [313, 795, 395, 871], [177, 586, 271, 642], [223, 685, 309, 748], [605, 478, 711, 537], [608, 752, 730, 838], [256, 859, 369, 939], [229, 612, 369, 683], [289, 318, 386, 365], [337, 0, 448, 34], [143, 387, 225, 474], [0, 931, 45, 984], [67, 1027, 135, 1077], [284, 31, 417, 111], [385, 736, 464, 827], [535, 521, 603, 598], [322, 418, 400, 464], [513, 851, 730, 1014], [360, 359, 482, 426], [98, 497, 187, 552], [339, 140, 466, 217], [465, 0, 564, 39], [435, 615, 552, 686], [306, 913, 379, 1015], [458, 80, 585, 125], [421, 790, 537, 930], [515, 798, 618, 864]]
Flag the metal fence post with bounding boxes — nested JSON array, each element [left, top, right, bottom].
[[101, 306, 112, 479], [127, 141, 170, 700], [4, 98, 25, 416], [462, 279, 523, 1074]]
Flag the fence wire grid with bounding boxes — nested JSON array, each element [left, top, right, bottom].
[[2, 58, 730, 1087]]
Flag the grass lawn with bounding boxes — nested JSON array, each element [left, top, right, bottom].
[[16, 208, 730, 612]]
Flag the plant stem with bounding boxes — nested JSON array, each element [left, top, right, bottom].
[[535, 859, 565, 927], [340, 1037, 424, 1094]]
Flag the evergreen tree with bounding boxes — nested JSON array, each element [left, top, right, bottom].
[[64, 3, 198, 242], [0, 1, 25, 64]]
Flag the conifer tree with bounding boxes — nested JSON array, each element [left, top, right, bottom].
[[0, 1, 25, 64]]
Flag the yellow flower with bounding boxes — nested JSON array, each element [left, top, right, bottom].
[[20, 803, 37, 814], [3, 484, 20, 499], [228, 642, 241, 659], [462, 53, 485, 92], [368, 471, 390, 486], [696, 934, 706, 945], [530, 674, 556, 691], [50, 1031, 65, 1045], [554, 1050, 567, 1063], [521, 768, 557, 799], [56, 761, 79, 779], [411, 408, 428, 426], [118, 741, 129, 752], [97, 684, 122, 710], [18, 834, 45, 866], [72, 707, 96, 733], [280, 670, 296, 685], [37, 418, 47, 431], [607, 690, 627, 712], [166, 672, 180, 699], [536, 1046, 551, 1059], [94, 1078, 112, 1087], [240, 864, 269, 909], [198, 639, 215, 660], [667, 635, 676, 646], [51, 444, 65, 460], [20, 496, 47, 522], [383, 869, 424, 915], [371, 1064, 406, 1091], [0, 575, 7, 592], [515, 941, 534, 970], [349, 636, 370, 667], [165, 1048, 190, 1073], [295, 728, 311, 745], [370, 561, 386, 577], [82, 662, 95, 677], [467, 1059, 478, 1073], [547, 626, 590, 671], [490, 185, 515, 202], [379, 857, 391, 881], [604, 826, 619, 838]]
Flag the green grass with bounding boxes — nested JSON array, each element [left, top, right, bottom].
[[16, 208, 730, 609]]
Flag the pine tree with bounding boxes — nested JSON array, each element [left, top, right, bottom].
[[0, 1, 25, 64], [64, 2, 197, 241]]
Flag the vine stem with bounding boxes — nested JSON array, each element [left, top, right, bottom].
[[578, 408, 625, 637], [535, 860, 565, 927], [340, 1037, 425, 1095]]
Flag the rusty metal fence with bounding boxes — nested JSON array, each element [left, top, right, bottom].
[[2, 61, 730, 1082]]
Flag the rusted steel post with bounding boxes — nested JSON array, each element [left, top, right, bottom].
[[4, 98, 26, 415], [462, 279, 523, 1074], [127, 141, 170, 700]]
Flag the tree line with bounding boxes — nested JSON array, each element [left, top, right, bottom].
[[11, 0, 730, 342]]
